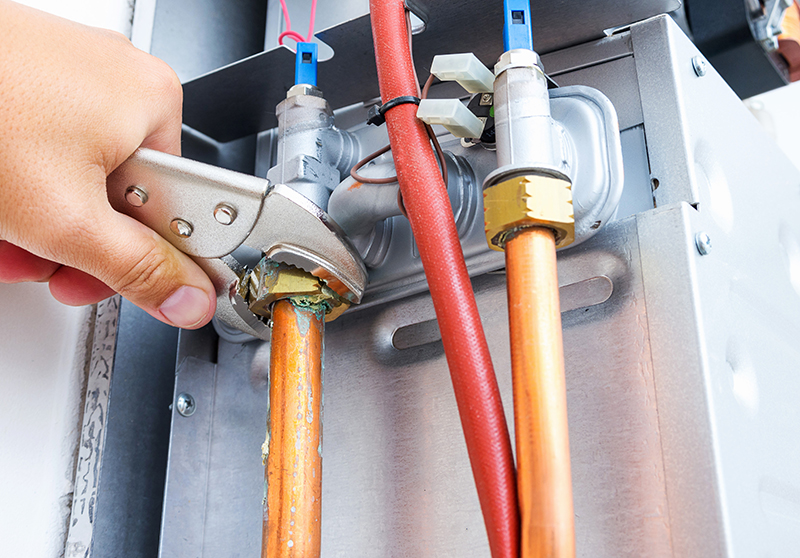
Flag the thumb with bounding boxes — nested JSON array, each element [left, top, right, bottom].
[[75, 208, 217, 329]]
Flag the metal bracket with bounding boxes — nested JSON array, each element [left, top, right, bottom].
[[751, 0, 793, 51]]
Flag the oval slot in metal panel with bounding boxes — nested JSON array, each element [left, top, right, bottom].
[[560, 275, 614, 313], [392, 319, 442, 350], [391, 276, 612, 350]]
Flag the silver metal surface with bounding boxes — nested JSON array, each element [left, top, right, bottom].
[[88, 302, 180, 558], [692, 55, 708, 77], [486, 54, 565, 182], [142, 9, 800, 558], [125, 185, 148, 207], [169, 218, 193, 238], [108, 148, 268, 259], [546, 86, 625, 239], [348, 85, 624, 310], [148, 0, 267, 83], [65, 297, 121, 558], [641, 18, 800, 558], [615, 126, 655, 219], [327, 151, 476, 267], [543, 34, 644, 132], [244, 183, 367, 301], [159, 217, 674, 557], [631, 16, 700, 208], [213, 203, 237, 225], [182, 0, 680, 141], [286, 83, 323, 98], [328, 157, 400, 238], [493, 48, 542, 76], [541, 32, 633, 79], [695, 231, 712, 255], [212, 315, 259, 344], [107, 148, 368, 340], [159, 350, 268, 558], [266, 92, 360, 210], [636, 205, 726, 558], [175, 393, 196, 417], [751, 0, 794, 51]]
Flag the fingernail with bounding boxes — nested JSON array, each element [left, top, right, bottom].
[[159, 286, 212, 328]]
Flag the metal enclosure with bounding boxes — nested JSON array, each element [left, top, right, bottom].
[[74, 3, 800, 558]]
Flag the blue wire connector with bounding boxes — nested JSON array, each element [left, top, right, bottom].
[[503, 0, 533, 52], [294, 42, 318, 87]]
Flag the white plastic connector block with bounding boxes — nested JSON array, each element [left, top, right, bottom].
[[430, 53, 495, 93], [417, 99, 485, 139]]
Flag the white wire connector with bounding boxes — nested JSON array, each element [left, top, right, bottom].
[[430, 53, 495, 93], [417, 99, 485, 138]]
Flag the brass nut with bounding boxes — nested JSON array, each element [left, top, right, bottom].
[[483, 174, 575, 251], [239, 260, 349, 322]]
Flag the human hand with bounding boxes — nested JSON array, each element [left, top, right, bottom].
[[0, 1, 216, 329]]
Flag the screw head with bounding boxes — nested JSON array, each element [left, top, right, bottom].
[[695, 232, 712, 255], [170, 218, 193, 238], [480, 93, 493, 105], [176, 393, 196, 417], [125, 185, 148, 207], [214, 203, 237, 225], [692, 56, 707, 77]]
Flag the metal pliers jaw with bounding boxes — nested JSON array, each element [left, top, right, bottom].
[[106, 148, 367, 340]]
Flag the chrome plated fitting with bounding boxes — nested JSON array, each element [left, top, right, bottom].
[[286, 84, 324, 99], [267, 92, 360, 211], [484, 48, 576, 250], [485, 49, 565, 188], [494, 48, 542, 77]]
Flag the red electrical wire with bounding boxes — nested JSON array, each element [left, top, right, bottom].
[[278, 0, 318, 47], [368, 2, 520, 558], [279, 30, 307, 46], [306, 0, 317, 41], [279, 0, 293, 32]]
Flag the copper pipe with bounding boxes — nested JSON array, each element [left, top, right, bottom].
[[505, 227, 575, 558], [262, 299, 324, 558]]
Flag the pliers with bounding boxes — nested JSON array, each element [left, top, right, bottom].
[[106, 148, 367, 340]]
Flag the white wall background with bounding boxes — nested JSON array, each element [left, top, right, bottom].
[[16, 0, 134, 35], [0, 285, 93, 558], [0, 4, 134, 558], [747, 81, 800, 171]]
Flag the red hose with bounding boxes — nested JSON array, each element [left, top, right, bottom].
[[369, 2, 520, 557]]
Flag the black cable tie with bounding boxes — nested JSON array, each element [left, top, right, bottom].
[[367, 95, 421, 126]]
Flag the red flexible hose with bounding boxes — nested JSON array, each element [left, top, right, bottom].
[[369, 2, 520, 557]]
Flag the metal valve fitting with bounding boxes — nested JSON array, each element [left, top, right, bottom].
[[483, 174, 575, 251], [267, 90, 360, 211], [483, 48, 577, 251], [238, 259, 351, 323]]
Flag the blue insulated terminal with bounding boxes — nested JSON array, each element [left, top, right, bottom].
[[503, 0, 533, 52], [294, 42, 318, 86]]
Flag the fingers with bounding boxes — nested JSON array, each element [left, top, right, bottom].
[[65, 208, 216, 329], [0, 242, 116, 306], [0, 3, 210, 329], [48, 266, 116, 306], [0, 241, 60, 283], [138, 59, 184, 158]]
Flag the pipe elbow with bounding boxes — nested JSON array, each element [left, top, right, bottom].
[[327, 160, 401, 238]]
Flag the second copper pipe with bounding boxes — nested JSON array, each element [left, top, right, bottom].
[[262, 299, 325, 558], [505, 227, 575, 558]]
